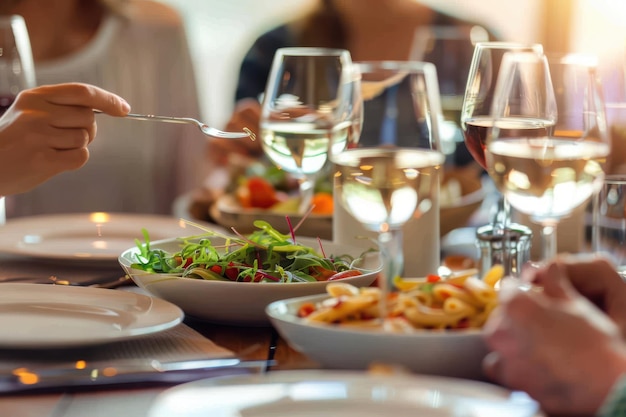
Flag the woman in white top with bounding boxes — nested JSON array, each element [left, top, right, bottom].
[[2, 0, 209, 217]]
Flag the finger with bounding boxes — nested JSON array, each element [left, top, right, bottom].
[[563, 256, 622, 294], [46, 128, 90, 150], [541, 262, 577, 300], [22, 83, 130, 116], [49, 147, 91, 172], [482, 351, 501, 382]]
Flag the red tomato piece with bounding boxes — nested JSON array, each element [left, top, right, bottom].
[[426, 274, 441, 283], [327, 269, 363, 281], [297, 302, 316, 317], [246, 176, 279, 209]]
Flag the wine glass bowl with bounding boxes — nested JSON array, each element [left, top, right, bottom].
[[259, 47, 354, 214], [0, 15, 35, 109], [461, 42, 544, 170], [412, 25, 489, 157], [0, 15, 35, 224]]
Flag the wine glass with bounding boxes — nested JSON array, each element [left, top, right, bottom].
[[487, 52, 609, 261], [259, 47, 354, 214], [412, 25, 489, 157], [0, 15, 36, 223], [328, 61, 444, 320], [460, 42, 544, 275]]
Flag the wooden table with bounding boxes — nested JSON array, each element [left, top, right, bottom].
[[184, 317, 319, 371]]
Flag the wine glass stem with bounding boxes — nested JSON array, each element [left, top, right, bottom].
[[378, 229, 404, 320], [492, 195, 511, 229], [298, 175, 316, 214], [541, 224, 557, 261]]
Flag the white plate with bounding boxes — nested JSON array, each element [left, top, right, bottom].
[[119, 237, 380, 326], [266, 294, 487, 379], [0, 213, 224, 264], [0, 283, 183, 348], [148, 370, 540, 417]]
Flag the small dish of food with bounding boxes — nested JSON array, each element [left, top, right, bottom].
[[266, 266, 504, 379]]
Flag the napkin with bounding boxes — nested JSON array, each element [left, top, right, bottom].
[[0, 324, 257, 393]]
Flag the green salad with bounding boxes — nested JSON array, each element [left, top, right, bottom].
[[131, 220, 369, 283]]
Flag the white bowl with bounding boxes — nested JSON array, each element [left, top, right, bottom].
[[119, 237, 379, 326], [266, 294, 488, 379]]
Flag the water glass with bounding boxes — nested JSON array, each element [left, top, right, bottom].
[[592, 175, 626, 277]]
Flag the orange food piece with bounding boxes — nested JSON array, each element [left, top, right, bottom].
[[311, 192, 333, 214]]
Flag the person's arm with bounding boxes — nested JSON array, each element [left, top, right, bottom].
[[0, 83, 130, 196]]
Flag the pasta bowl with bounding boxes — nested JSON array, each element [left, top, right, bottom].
[[119, 236, 380, 326], [266, 292, 489, 380]]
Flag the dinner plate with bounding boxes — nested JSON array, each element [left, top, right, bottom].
[[148, 370, 541, 417], [0, 283, 183, 348], [0, 213, 224, 264]]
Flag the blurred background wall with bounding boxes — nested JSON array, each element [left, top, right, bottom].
[[159, 0, 625, 127]]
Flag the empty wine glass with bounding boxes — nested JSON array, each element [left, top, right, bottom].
[[259, 47, 354, 214], [329, 61, 444, 322], [487, 52, 609, 261], [0, 15, 36, 223]]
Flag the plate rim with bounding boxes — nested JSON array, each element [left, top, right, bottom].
[[148, 369, 540, 417], [0, 213, 217, 263], [0, 283, 184, 348]]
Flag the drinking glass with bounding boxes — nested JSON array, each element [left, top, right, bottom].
[[259, 47, 354, 214], [412, 25, 489, 157], [460, 42, 544, 275], [0, 15, 36, 223], [487, 52, 610, 261], [592, 175, 626, 278], [329, 61, 444, 320]]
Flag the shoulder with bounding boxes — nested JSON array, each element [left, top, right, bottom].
[[126, 0, 184, 28]]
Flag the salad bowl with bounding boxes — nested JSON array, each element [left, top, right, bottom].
[[119, 234, 380, 326]]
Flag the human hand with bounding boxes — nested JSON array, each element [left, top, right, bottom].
[[528, 255, 626, 338], [208, 98, 262, 166], [0, 82, 130, 196], [483, 261, 626, 415]]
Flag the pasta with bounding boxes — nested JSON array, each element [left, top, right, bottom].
[[297, 266, 505, 332]]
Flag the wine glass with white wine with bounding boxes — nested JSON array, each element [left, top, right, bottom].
[[486, 52, 609, 261], [0, 15, 36, 223], [259, 47, 354, 214], [329, 61, 444, 323]]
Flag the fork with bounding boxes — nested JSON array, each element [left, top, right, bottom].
[[94, 110, 255, 140]]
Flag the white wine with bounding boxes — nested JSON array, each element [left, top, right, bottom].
[[260, 122, 349, 176], [333, 148, 445, 231], [487, 138, 609, 222]]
